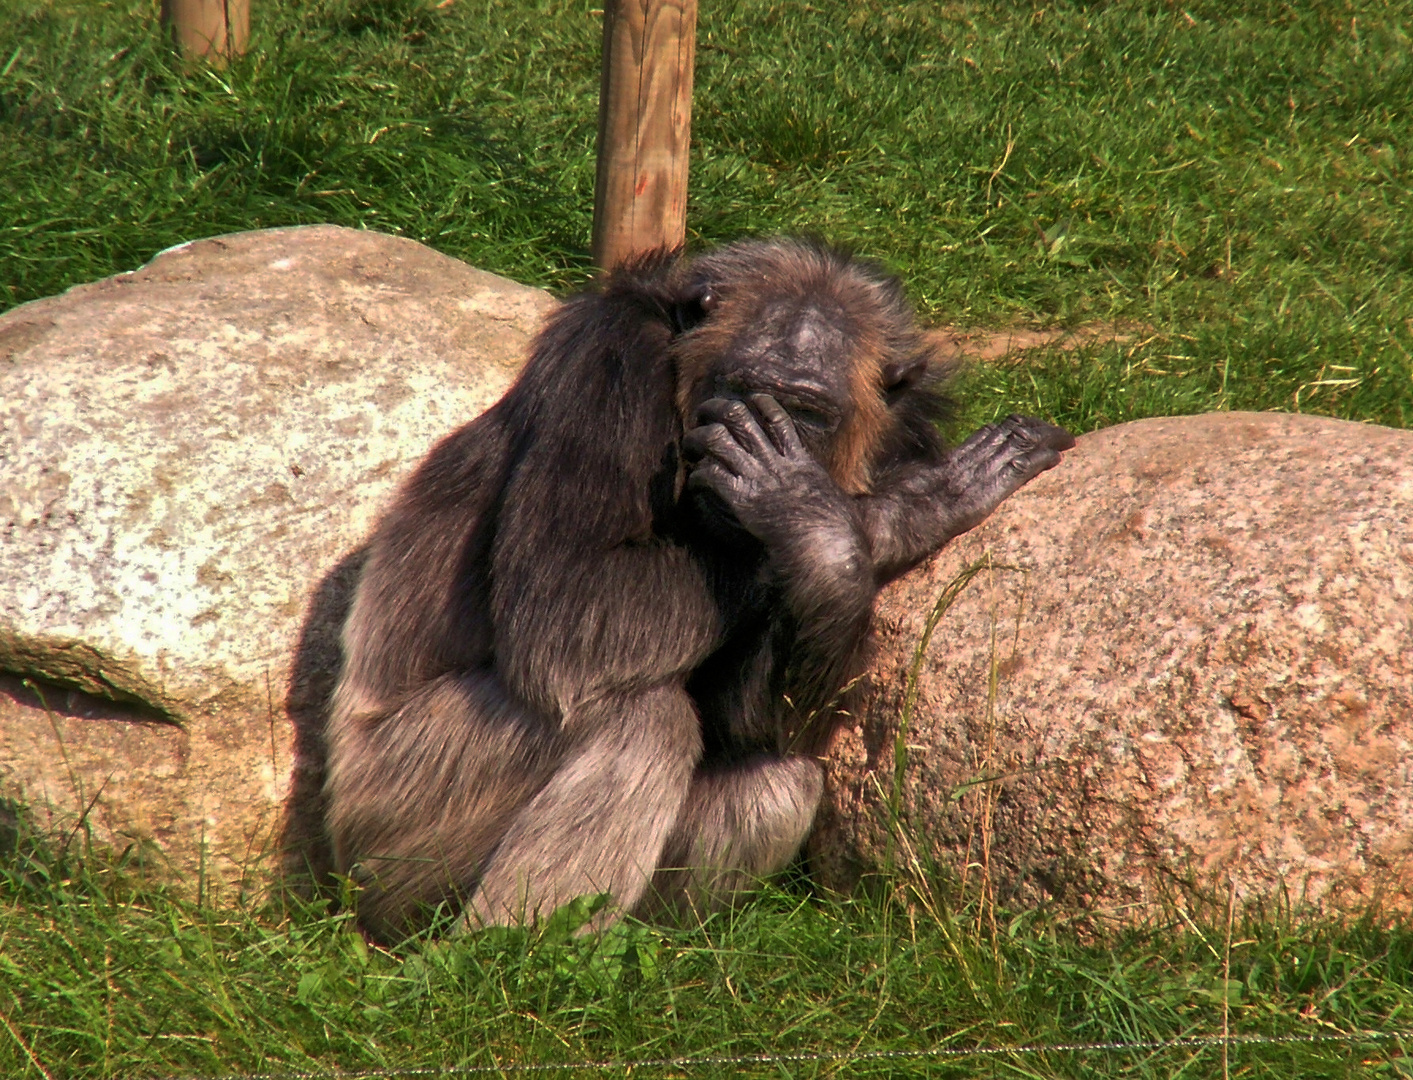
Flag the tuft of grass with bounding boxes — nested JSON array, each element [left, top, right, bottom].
[[2, 0, 1410, 432]]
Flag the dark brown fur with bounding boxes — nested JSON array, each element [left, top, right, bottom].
[[323, 238, 1073, 939]]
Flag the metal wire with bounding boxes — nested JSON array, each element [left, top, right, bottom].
[[175, 1027, 1409, 1080]]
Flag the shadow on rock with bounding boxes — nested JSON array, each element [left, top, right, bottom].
[[279, 547, 367, 901]]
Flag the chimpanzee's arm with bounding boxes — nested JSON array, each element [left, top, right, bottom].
[[861, 415, 1075, 584]]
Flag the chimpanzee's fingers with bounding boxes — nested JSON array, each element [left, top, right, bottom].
[[974, 417, 1076, 487], [952, 416, 1015, 458], [695, 397, 775, 459], [999, 445, 1064, 485], [746, 393, 804, 457], [683, 423, 754, 478], [685, 458, 734, 495], [1009, 416, 1076, 452], [693, 397, 737, 425], [956, 415, 1074, 466]]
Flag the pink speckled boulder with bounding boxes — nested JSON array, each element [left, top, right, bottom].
[[812, 412, 1413, 922]]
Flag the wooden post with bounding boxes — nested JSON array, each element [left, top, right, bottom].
[[161, 0, 250, 64], [591, 0, 698, 270]]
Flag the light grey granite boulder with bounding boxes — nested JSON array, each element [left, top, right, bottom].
[[0, 225, 555, 892], [812, 412, 1413, 923]]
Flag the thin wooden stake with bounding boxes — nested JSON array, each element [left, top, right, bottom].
[[591, 0, 698, 269], [161, 0, 250, 65]]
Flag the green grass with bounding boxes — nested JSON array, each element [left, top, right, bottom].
[[4, 2, 1413, 1076], [5, 825, 1413, 1079], [1, 0, 1410, 433]]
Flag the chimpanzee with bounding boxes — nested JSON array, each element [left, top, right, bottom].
[[323, 238, 1074, 939]]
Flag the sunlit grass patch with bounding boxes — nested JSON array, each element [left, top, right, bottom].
[[4, 814, 1413, 1079], [1, 0, 1409, 430]]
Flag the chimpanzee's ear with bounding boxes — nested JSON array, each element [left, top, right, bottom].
[[671, 285, 718, 334], [882, 356, 929, 392]]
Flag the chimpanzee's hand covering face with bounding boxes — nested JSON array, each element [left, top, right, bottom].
[[322, 238, 1075, 940]]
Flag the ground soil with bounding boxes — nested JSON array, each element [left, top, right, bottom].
[[927, 323, 1136, 362]]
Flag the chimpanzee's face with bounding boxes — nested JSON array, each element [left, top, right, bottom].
[[684, 294, 856, 462]]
